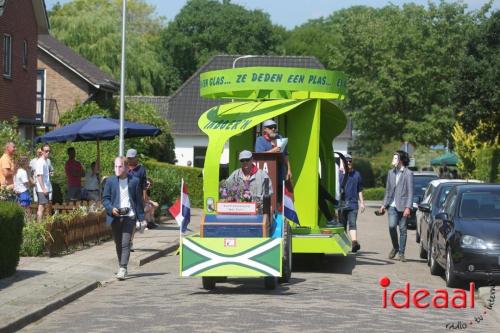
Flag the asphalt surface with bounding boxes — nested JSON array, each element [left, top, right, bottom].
[[19, 205, 500, 333]]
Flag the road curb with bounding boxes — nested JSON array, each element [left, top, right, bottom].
[[0, 242, 180, 332], [137, 242, 180, 267], [0, 281, 99, 333]]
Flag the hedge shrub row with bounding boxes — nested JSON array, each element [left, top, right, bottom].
[[363, 187, 386, 201], [0, 202, 25, 278], [145, 160, 203, 208]]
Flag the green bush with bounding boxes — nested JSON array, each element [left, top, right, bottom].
[[474, 144, 500, 183], [145, 160, 203, 208], [20, 220, 47, 257], [0, 202, 25, 278], [363, 187, 386, 200]]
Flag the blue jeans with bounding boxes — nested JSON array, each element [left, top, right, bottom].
[[388, 207, 407, 255], [340, 208, 358, 230]]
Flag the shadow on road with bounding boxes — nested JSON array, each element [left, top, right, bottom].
[[292, 254, 356, 274], [188, 278, 303, 295], [0, 270, 46, 290], [126, 272, 169, 279]]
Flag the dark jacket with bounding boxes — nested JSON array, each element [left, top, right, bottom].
[[102, 175, 144, 225]]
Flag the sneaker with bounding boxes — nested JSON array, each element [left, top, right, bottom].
[[326, 220, 343, 228], [136, 221, 147, 233], [398, 254, 407, 262], [147, 221, 159, 229], [388, 248, 398, 259], [351, 241, 361, 253], [116, 267, 127, 280], [130, 241, 134, 252]]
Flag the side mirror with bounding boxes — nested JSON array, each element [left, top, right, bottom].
[[435, 212, 449, 222], [418, 203, 431, 213]]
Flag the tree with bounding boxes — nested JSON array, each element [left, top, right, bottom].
[[160, 0, 286, 83], [454, 7, 499, 143], [49, 0, 178, 95]]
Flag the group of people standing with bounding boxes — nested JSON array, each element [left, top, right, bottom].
[[0, 141, 53, 222]]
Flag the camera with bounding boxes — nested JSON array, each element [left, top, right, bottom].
[[117, 207, 130, 216]]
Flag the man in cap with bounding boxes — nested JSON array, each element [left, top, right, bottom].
[[225, 150, 273, 204], [338, 153, 365, 253], [126, 148, 148, 249], [255, 119, 292, 181]]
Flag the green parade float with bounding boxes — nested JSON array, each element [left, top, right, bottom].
[[180, 66, 350, 290]]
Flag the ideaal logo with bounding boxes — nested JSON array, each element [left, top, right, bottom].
[[379, 276, 496, 330], [379, 276, 475, 309]]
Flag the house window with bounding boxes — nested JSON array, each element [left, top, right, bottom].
[[22, 40, 27, 69], [36, 69, 45, 121], [3, 34, 12, 77], [193, 146, 207, 168]]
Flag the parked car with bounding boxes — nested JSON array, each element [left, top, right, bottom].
[[416, 179, 482, 261], [428, 184, 500, 288], [408, 171, 439, 228]]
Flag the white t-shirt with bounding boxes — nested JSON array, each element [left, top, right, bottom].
[[14, 168, 29, 193], [35, 158, 52, 193], [119, 178, 134, 217], [84, 171, 99, 190]]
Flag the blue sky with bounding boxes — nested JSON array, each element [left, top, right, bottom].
[[45, 0, 498, 29]]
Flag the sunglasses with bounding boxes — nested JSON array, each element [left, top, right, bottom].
[[266, 126, 277, 130], [239, 158, 251, 163], [43, 150, 51, 153]]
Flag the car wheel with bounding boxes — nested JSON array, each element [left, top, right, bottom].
[[202, 277, 216, 290], [445, 248, 463, 288], [264, 276, 278, 290], [429, 243, 444, 276], [419, 237, 427, 259]]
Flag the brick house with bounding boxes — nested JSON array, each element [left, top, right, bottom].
[[0, 0, 49, 140], [37, 34, 119, 126]]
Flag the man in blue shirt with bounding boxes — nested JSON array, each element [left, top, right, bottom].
[[254, 119, 292, 181], [339, 154, 365, 253]]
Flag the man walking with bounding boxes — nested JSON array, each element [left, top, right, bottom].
[[379, 151, 413, 262], [339, 154, 365, 253], [102, 156, 145, 280]]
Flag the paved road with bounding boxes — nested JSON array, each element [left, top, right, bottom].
[[21, 206, 500, 333]]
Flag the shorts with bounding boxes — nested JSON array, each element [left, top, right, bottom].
[[37, 192, 51, 205], [67, 186, 82, 200], [340, 208, 358, 230], [17, 191, 32, 207]]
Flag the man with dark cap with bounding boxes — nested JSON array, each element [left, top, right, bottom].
[[255, 119, 292, 181], [225, 150, 273, 203], [339, 153, 365, 253]]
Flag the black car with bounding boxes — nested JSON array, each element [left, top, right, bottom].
[[416, 180, 481, 260], [408, 172, 439, 228], [428, 184, 500, 288]]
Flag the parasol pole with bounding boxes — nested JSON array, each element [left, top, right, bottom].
[[96, 138, 101, 201], [118, 0, 127, 156]]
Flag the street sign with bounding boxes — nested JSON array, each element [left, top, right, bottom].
[[400, 141, 415, 155]]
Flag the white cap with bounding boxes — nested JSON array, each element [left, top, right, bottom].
[[126, 149, 137, 158], [238, 150, 253, 161], [262, 119, 277, 128], [345, 153, 352, 160]]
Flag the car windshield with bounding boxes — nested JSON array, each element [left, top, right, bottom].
[[413, 176, 438, 198], [459, 189, 500, 219]]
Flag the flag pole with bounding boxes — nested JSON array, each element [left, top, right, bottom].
[[179, 178, 184, 242], [282, 180, 285, 238]]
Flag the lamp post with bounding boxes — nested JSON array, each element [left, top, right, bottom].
[[118, 0, 127, 156]]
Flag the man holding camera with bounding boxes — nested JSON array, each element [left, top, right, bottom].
[[102, 156, 145, 280]]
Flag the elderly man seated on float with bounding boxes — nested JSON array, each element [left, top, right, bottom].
[[222, 150, 273, 206]]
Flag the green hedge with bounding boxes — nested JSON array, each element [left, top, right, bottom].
[[474, 145, 500, 183], [144, 160, 203, 208], [20, 220, 47, 257], [0, 202, 25, 278], [363, 187, 385, 200]]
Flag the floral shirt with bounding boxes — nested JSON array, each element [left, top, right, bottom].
[[224, 166, 273, 202]]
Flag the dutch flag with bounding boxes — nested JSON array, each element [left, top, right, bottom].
[[168, 179, 191, 232], [283, 181, 300, 225]]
